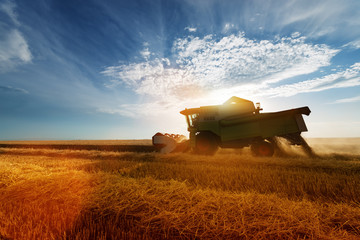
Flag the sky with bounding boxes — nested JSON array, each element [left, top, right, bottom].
[[0, 0, 360, 140]]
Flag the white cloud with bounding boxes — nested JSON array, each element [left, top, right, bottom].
[[185, 27, 197, 32], [0, 1, 32, 72], [223, 23, 235, 32], [140, 48, 151, 60], [0, 29, 32, 71], [333, 95, 360, 104], [104, 33, 337, 98], [291, 32, 301, 38], [101, 32, 339, 117]]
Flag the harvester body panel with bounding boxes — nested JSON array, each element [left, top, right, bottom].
[[179, 97, 311, 155], [217, 108, 309, 142]]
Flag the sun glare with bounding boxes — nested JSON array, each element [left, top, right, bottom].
[[206, 87, 259, 106]]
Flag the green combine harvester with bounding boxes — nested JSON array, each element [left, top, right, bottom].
[[153, 96, 314, 157]]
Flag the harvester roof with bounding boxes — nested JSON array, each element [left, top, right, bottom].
[[180, 107, 200, 116], [223, 96, 254, 105], [180, 96, 256, 116]]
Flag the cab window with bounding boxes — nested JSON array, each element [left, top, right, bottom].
[[187, 113, 199, 127]]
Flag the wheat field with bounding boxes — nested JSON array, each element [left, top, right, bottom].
[[1, 139, 360, 239]]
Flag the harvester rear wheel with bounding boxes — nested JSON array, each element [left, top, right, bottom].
[[195, 132, 219, 155], [251, 141, 274, 157]]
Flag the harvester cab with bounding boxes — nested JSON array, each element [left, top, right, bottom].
[[153, 96, 314, 157]]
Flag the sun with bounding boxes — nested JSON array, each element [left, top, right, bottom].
[[205, 86, 258, 106]]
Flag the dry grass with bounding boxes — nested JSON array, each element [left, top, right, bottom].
[[1, 140, 360, 239], [0, 140, 152, 145]]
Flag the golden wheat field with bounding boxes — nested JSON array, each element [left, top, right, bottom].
[[1, 138, 360, 239]]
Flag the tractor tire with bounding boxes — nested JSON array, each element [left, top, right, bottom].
[[251, 141, 274, 157], [195, 132, 219, 155]]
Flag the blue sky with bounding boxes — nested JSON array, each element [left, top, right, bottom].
[[0, 0, 360, 140]]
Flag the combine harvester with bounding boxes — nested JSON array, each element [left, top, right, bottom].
[[153, 96, 314, 157]]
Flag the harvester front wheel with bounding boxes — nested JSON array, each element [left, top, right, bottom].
[[195, 132, 219, 155], [251, 141, 274, 157]]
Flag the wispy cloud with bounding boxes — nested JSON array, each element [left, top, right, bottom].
[[268, 0, 360, 39], [97, 100, 178, 118], [0, 0, 19, 26], [0, 29, 32, 72], [333, 95, 360, 104], [343, 39, 360, 49], [182, 0, 359, 40], [0, 1, 32, 72], [260, 63, 360, 97], [0, 85, 29, 94]]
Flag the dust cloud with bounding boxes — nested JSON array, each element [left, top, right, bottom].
[[306, 138, 360, 155]]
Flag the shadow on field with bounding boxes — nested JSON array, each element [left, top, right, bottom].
[[0, 233, 12, 240], [65, 210, 183, 240]]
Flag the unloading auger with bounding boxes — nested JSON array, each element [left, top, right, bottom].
[[153, 96, 315, 157]]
